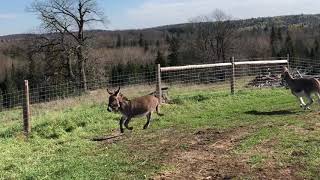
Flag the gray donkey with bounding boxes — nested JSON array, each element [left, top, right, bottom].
[[107, 87, 163, 133], [282, 66, 320, 110]]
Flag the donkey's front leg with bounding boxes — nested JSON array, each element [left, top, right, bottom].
[[143, 113, 152, 129], [119, 116, 127, 133], [124, 118, 133, 130]]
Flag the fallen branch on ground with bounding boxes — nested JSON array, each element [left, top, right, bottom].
[[91, 134, 124, 142]]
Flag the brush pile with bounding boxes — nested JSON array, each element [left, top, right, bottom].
[[246, 74, 282, 88], [149, 87, 171, 103]]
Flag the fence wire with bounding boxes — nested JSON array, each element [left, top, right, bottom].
[[1, 57, 320, 127], [160, 57, 289, 94]]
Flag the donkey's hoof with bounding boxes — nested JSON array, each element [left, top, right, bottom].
[[304, 106, 311, 110], [127, 127, 133, 130]]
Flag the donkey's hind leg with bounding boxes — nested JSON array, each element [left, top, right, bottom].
[[304, 94, 313, 110], [156, 105, 164, 116], [316, 92, 320, 104], [293, 91, 306, 108], [297, 96, 306, 108], [143, 112, 152, 129]]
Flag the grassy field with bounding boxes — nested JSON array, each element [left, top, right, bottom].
[[0, 87, 320, 179]]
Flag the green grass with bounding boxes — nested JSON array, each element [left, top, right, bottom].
[[0, 88, 319, 179]]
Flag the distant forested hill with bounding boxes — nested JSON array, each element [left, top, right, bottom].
[[0, 13, 320, 93]]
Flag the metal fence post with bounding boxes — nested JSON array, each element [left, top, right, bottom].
[[287, 54, 290, 69], [23, 80, 31, 137], [231, 57, 235, 95], [156, 64, 162, 103]]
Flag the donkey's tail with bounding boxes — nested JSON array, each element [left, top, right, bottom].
[[156, 104, 164, 116], [314, 78, 320, 93]]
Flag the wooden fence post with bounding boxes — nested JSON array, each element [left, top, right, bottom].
[[0, 89, 2, 112], [23, 80, 31, 137], [231, 57, 235, 95], [156, 64, 162, 103]]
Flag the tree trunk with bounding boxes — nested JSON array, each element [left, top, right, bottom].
[[77, 46, 87, 91], [221, 40, 226, 62], [67, 55, 76, 81]]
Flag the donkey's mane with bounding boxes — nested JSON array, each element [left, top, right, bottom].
[[119, 93, 130, 101], [284, 70, 294, 80]]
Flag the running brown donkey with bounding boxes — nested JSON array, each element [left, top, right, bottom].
[[107, 87, 163, 133]]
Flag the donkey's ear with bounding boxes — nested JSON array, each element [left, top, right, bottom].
[[115, 87, 121, 96], [282, 66, 288, 72], [107, 89, 113, 95]]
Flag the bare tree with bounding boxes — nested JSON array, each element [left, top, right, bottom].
[[29, 0, 107, 90], [190, 9, 235, 63]]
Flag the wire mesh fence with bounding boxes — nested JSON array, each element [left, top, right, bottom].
[[290, 57, 320, 78], [1, 56, 320, 136], [160, 57, 289, 95]]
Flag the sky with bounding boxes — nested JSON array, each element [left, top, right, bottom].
[[1, 0, 320, 36]]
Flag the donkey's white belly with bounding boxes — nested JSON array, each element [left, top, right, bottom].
[[293, 91, 306, 97]]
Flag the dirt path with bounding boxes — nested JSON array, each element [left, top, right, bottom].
[[97, 125, 299, 179], [152, 126, 296, 180]]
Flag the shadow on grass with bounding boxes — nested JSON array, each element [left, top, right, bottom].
[[245, 110, 296, 116]]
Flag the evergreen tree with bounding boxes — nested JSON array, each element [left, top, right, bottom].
[[2, 68, 17, 108], [125, 62, 139, 75], [270, 26, 283, 57], [155, 50, 166, 66], [116, 34, 122, 48], [28, 56, 38, 84], [167, 36, 180, 66], [144, 63, 155, 82], [284, 31, 294, 57], [295, 39, 307, 58], [130, 40, 137, 47], [313, 39, 319, 59], [110, 64, 127, 86], [110, 66, 118, 85], [310, 48, 315, 59], [125, 62, 135, 83], [122, 36, 129, 47], [270, 26, 277, 57], [165, 33, 171, 43], [138, 33, 144, 47], [156, 40, 160, 48], [304, 47, 310, 58], [277, 28, 283, 42], [144, 40, 149, 52]]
